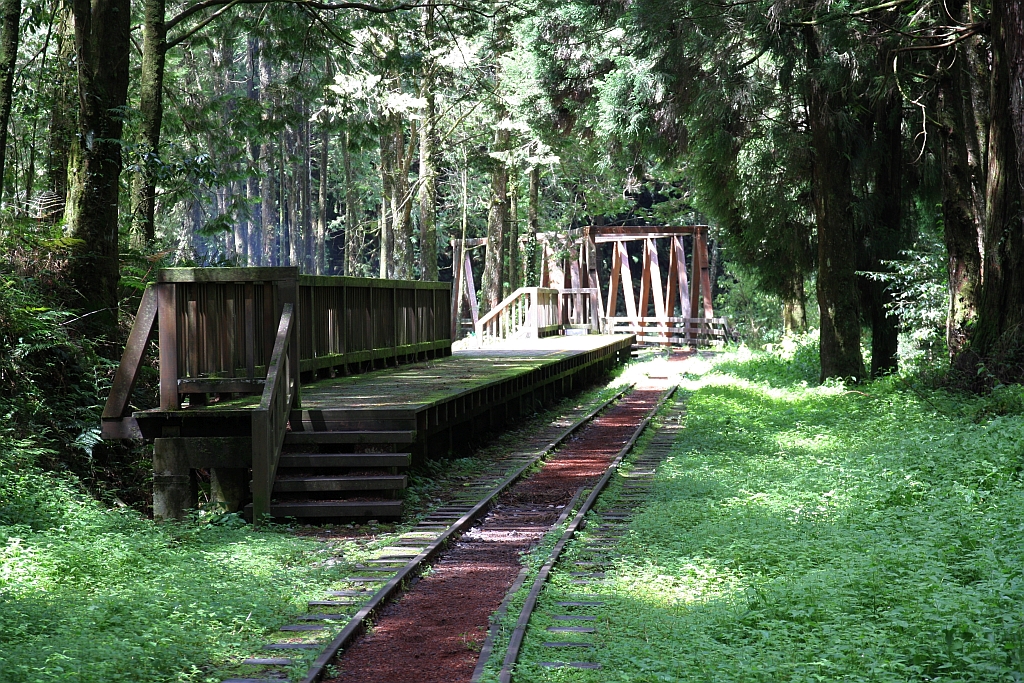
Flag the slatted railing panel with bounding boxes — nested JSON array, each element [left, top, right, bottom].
[[174, 282, 270, 379]]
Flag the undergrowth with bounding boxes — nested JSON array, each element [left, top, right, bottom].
[[503, 344, 1024, 682]]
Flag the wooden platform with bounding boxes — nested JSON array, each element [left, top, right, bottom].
[[140, 334, 632, 521]]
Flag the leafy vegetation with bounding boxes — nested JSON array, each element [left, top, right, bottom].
[[497, 344, 1024, 681]]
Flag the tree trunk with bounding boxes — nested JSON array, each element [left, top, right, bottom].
[[482, 128, 510, 310], [317, 120, 328, 275], [525, 165, 540, 286], [418, 91, 438, 280], [938, 33, 985, 356], [507, 167, 519, 294], [417, 0, 438, 281], [804, 25, 865, 382], [782, 275, 806, 334], [48, 13, 75, 199], [866, 88, 903, 378], [379, 127, 394, 278], [129, 0, 166, 245], [0, 0, 22, 203], [969, 0, 1024, 376], [259, 43, 276, 266], [343, 128, 359, 276], [392, 119, 417, 279], [246, 38, 261, 266], [65, 0, 131, 336]]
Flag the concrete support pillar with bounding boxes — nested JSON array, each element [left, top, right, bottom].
[[153, 438, 195, 519], [210, 468, 249, 513]]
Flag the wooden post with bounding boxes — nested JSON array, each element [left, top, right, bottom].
[[618, 241, 638, 329], [585, 231, 603, 331], [606, 241, 621, 319], [698, 227, 714, 317], [158, 283, 179, 410], [463, 250, 479, 324], [451, 239, 464, 338], [638, 239, 653, 336], [648, 238, 668, 343]]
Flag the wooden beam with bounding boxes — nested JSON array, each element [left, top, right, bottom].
[[102, 285, 159, 420], [638, 239, 653, 334], [647, 238, 668, 343], [451, 239, 464, 338], [606, 242, 621, 318], [618, 241, 638, 327], [697, 227, 715, 317], [463, 250, 479, 324], [158, 283, 179, 411]]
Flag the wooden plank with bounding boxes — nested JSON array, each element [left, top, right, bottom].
[[697, 227, 715, 317], [606, 242, 621, 320], [158, 284, 179, 411], [158, 266, 298, 283], [451, 239, 464, 338], [637, 239, 653, 330], [103, 286, 159, 420], [647, 239, 667, 342], [618, 242, 638, 326], [463, 251, 479, 324], [588, 225, 702, 238]]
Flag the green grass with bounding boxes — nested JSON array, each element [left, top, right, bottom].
[[0, 367, 633, 683], [0, 436, 384, 682], [507, 348, 1024, 682]]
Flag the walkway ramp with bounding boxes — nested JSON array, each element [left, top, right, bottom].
[[100, 267, 632, 524]]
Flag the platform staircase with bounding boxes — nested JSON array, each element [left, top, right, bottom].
[[244, 411, 414, 522]]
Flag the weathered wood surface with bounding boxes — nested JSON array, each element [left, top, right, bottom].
[[251, 303, 295, 524], [138, 334, 628, 417]]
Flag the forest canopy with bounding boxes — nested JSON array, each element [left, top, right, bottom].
[[0, 0, 1022, 385]]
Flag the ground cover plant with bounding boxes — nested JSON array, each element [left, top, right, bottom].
[[502, 346, 1024, 682], [0, 359, 631, 683]]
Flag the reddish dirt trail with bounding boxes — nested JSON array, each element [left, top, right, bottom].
[[326, 387, 665, 683]]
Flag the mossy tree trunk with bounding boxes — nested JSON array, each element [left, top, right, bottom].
[[65, 0, 130, 337], [970, 0, 1024, 375], [803, 24, 865, 382], [129, 0, 166, 245], [0, 0, 21, 202], [482, 128, 509, 310]]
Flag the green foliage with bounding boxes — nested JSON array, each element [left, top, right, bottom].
[[0, 430, 375, 683], [508, 350, 1024, 681]]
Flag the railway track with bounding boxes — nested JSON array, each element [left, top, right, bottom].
[[223, 384, 635, 683], [225, 374, 685, 683], [486, 384, 683, 682]]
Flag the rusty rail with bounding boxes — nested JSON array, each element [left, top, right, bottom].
[[497, 385, 678, 683]]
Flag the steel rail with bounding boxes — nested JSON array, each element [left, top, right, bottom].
[[496, 384, 679, 683], [298, 383, 635, 683]]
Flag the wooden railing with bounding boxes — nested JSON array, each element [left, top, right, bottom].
[[560, 287, 600, 331], [251, 303, 295, 525], [602, 316, 735, 345], [101, 267, 452, 437], [476, 287, 561, 342]]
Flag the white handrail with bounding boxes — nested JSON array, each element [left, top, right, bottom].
[[476, 287, 561, 341]]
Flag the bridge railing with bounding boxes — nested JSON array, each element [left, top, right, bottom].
[[560, 287, 600, 331], [101, 267, 452, 437], [476, 287, 561, 342], [601, 315, 735, 345]]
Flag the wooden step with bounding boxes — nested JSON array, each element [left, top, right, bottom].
[[283, 430, 415, 445], [273, 475, 407, 493], [246, 500, 403, 519], [277, 453, 411, 468]]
